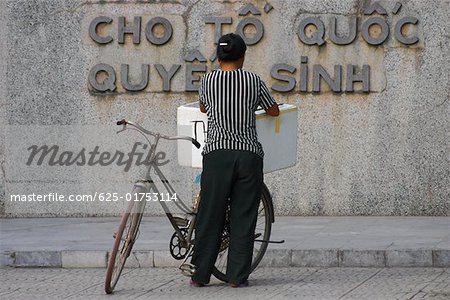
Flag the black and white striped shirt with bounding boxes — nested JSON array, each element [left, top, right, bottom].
[[199, 68, 276, 158]]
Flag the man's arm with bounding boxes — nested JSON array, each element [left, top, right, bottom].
[[198, 76, 207, 113], [259, 79, 279, 117]]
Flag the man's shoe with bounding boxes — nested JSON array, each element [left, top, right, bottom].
[[230, 280, 249, 288], [190, 279, 205, 287]]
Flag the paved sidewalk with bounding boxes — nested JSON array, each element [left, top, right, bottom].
[[1, 217, 449, 268], [1, 267, 449, 299]]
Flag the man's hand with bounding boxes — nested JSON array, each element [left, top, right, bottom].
[[265, 103, 279, 116], [200, 103, 207, 113]]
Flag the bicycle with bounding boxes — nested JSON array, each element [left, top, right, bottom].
[[105, 119, 281, 294]]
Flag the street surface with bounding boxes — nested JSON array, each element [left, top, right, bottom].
[[1, 267, 449, 299]]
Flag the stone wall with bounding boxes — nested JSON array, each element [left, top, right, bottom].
[[1, 0, 449, 217]]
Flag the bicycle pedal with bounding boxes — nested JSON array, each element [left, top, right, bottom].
[[179, 263, 196, 277]]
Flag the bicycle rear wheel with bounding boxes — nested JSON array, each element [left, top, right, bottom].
[[105, 189, 146, 294], [211, 184, 272, 282]]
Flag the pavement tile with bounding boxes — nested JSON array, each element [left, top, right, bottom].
[[153, 250, 181, 267], [386, 249, 433, 267], [340, 268, 448, 300], [339, 250, 386, 267], [291, 249, 338, 267], [0, 251, 14, 267], [433, 250, 450, 267], [62, 250, 107, 268], [120, 251, 153, 268], [15, 251, 61, 267], [258, 249, 291, 267]]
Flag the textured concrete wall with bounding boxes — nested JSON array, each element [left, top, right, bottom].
[[0, 0, 6, 217], [1, 0, 449, 217]]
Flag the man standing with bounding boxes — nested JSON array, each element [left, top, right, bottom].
[[190, 33, 279, 288]]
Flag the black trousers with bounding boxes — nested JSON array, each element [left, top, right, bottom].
[[191, 149, 263, 285]]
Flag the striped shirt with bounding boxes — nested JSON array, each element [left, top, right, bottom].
[[199, 68, 276, 158]]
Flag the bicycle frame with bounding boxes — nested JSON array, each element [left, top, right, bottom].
[[137, 163, 197, 247], [116, 119, 199, 255]]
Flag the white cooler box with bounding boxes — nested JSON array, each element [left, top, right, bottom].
[[177, 102, 298, 173]]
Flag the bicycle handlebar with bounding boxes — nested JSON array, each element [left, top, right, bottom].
[[116, 119, 201, 149]]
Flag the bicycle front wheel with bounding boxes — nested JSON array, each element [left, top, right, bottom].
[[211, 184, 272, 282], [105, 188, 146, 294]]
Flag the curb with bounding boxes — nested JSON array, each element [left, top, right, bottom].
[[2, 249, 449, 268]]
